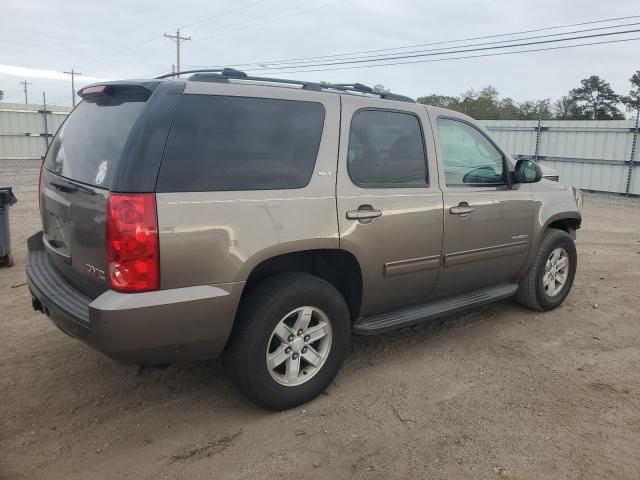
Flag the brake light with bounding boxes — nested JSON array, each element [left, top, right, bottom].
[[80, 85, 107, 97], [106, 193, 159, 292]]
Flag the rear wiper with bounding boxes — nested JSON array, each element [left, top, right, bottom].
[[50, 181, 96, 195]]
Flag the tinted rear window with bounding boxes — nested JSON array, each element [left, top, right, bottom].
[[156, 95, 325, 192], [348, 109, 427, 188], [44, 95, 147, 188]]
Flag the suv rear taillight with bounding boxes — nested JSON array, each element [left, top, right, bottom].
[[106, 193, 159, 292]]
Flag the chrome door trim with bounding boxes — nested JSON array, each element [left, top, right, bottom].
[[384, 255, 441, 277], [444, 241, 528, 267]]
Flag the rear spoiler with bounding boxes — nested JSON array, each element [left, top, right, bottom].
[[78, 80, 160, 100]]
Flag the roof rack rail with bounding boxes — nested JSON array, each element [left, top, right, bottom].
[[155, 68, 415, 103]]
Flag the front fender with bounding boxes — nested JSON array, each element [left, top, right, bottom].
[[518, 186, 581, 277]]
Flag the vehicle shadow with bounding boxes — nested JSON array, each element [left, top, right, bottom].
[[156, 298, 523, 404], [4, 297, 531, 462], [16, 297, 526, 430]]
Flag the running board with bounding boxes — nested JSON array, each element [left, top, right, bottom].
[[352, 283, 518, 335]]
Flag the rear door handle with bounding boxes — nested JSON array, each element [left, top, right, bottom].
[[346, 207, 382, 221], [449, 203, 474, 215]]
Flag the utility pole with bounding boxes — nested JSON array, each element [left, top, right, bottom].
[[163, 29, 191, 77], [63, 69, 82, 107], [18, 80, 32, 104]]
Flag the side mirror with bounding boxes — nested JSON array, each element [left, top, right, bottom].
[[514, 159, 542, 183]]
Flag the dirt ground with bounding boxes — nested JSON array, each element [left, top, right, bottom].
[[1, 159, 639, 480]]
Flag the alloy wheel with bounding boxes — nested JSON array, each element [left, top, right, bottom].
[[543, 247, 569, 297], [265, 306, 333, 387]]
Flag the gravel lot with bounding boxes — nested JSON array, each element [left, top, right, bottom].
[[1, 160, 639, 479]]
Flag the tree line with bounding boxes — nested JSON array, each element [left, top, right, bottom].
[[376, 71, 640, 121]]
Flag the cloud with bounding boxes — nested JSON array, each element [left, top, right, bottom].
[[0, 64, 108, 83], [0, 0, 636, 105]]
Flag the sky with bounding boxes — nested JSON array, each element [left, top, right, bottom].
[[0, 0, 638, 108]]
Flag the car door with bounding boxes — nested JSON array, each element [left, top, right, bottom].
[[337, 95, 443, 316], [427, 107, 534, 297]]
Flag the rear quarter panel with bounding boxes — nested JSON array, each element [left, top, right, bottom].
[[156, 82, 341, 289]]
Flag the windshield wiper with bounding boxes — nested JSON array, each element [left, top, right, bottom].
[[50, 181, 96, 195]]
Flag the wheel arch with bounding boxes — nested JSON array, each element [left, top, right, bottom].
[[545, 214, 581, 239], [239, 248, 364, 320], [519, 211, 581, 278]]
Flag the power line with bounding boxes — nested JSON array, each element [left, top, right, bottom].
[[249, 36, 640, 75], [76, 1, 269, 69], [193, 0, 331, 43], [76, 38, 159, 69], [257, 14, 640, 66], [142, 67, 174, 78], [124, 0, 308, 78], [179, 0, 268, 29], [242, 20, 640, 68], [135, 0, 336, 77], [190, 14, 640, 69], [18, 80, 32, 104], [238, 28, 640, 72]]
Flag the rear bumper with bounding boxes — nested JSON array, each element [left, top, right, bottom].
[[26, 232, 243, 364]]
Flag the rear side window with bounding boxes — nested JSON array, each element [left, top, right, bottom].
[[44, 95, 147, 188], [347, 109, 427, 188], [157, 95, 325, 192]]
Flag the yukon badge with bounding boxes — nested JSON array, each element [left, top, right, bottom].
[[512, 234, 528, 240]]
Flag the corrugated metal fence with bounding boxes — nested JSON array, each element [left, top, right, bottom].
[[479, 117, 640, 195], [1, 103, 639, 195], [0, 103, 70, 161]]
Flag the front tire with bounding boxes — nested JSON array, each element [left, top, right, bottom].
[[224, 273, 351, 410], [517, 228, 577, 311]]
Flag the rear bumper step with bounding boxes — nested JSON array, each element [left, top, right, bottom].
[[27, 232, 91, 339], [353, 283, 518, 335]]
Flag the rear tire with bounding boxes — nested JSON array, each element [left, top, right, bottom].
[[517, 228, 577, 311], [224, 273, 351, 410]]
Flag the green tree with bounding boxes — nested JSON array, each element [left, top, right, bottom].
[[621, 70, 640, 116], [568, 75, 624, 120], [418, 86, 553, 120], [515, 99, 553, 120], [372, 84, 390, 94], [552, 95, 584, 120], [0, 90, 4, 101], [416, 94, 458, 109], [497, 97, 522, 119], [458, 86, 502, 119]]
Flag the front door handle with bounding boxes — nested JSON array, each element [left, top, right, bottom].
[[346, 206, 382, 221], [449, 202, 475, 215]]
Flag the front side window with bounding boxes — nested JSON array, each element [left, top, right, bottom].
[[157, 95, 325, 192], [347, 109, 427, 188], [437, 118, 505, 186]]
